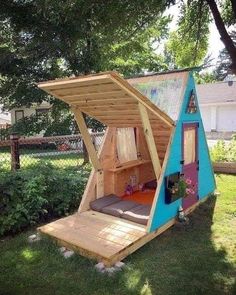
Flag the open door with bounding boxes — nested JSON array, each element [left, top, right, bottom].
[[182, 123, 198, 209]]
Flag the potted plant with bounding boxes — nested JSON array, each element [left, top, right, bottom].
[[165, 173, 195, 204]]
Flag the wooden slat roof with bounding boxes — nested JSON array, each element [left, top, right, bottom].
[[38, 71, 174, 128]]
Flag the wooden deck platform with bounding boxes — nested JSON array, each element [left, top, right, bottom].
[[38, 211, 151, 266], [38, 197, 207, 266]]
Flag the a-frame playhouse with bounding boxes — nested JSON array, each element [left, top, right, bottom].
[[38, 70, 216, 266]]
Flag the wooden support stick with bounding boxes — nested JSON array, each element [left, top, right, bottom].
[[96, 170, 104, 198], [71, 107, 101, 171], [138, 103, 161, 179]]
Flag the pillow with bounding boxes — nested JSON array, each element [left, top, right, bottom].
[[121, 204, 151, 225], [90, 194, 120, 212], [101, 200, 139, 217]]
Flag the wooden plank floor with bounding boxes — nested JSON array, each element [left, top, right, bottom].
[[38, 210, 147, 265]]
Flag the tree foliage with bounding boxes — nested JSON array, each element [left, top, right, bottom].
[[0, 0, 173, 136], [166, 0, 210, 68], [165, 0, 236, 73]]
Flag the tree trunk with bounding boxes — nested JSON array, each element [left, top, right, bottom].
[[206, 0, 236, 74], [229, 0, 236, 20]]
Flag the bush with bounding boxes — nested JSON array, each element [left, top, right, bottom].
[[0, 162, 90, 236], [210, 135, 236, 162]]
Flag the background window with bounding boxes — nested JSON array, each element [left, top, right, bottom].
[[36, 108, 49, 116], [15, 110, 24, 122]]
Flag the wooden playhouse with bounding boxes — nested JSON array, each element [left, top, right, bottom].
[[38, 70, 216, 266]]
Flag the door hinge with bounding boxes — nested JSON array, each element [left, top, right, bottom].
[[180, 160, 184, 165]]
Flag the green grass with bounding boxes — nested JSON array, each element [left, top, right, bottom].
[[0, 174, 235, 295], [0, 150, 83, 170]]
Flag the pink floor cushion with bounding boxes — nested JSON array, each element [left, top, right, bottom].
[[90, 194, 121, 212], [101, 200, 139, 217], [121, 204, 151, 225]]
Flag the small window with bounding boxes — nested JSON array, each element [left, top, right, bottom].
[[36, 108, 49, 116], [116, 128, 138, 164], [183, 128, 196, 164], [15, 110, 24, 122]]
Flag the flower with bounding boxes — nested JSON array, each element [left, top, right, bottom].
[[186, 178, 192, 185]]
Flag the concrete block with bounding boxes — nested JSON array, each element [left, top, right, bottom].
[[28, 233, 41, 243], [95, 262, 105, 272], [115, 261, 125, 269], [63, 250, 74, 259]]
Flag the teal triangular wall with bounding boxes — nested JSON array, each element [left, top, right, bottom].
[[149, 72, 216, 232]]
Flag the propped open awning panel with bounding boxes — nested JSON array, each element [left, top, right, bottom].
[[38, 71, 174, 129]]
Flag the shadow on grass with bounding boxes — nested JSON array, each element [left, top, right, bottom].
[[0, 195, 235, 295], [125, 195, 236, 295]]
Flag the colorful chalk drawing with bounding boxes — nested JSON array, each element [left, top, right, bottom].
[[130, 77, 183, 121]]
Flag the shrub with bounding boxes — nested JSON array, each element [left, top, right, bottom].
[[0, 162, 90, 236], [210, 135, 236, 163]]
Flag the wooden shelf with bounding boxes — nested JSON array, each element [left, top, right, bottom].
[[108, 160, 151, 172]]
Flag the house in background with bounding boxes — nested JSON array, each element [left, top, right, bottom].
[[11, 101, 51, 124], [0, 105, 11, 126], [197, 80, 236, 138]]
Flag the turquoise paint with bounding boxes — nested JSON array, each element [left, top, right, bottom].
[[149, 72, 216, 232]]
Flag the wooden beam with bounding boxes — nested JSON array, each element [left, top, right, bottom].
[[138, 103, 161, 179], [96, 170, 104, 198], [109, 74, 174, 127], [147, 126, 174, 231], [71, 106, 101, 170]]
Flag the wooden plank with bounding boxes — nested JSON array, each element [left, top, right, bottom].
[[109, 73, 174, 127], [138, 103, 162, 179], [108, 160, 151, 172], [87, 109, 140, 115], [44, 221, 133, 247], [64, 90, 127, 100], [78, 168, 96, 213], [39, 224, 122, 258], [106, 218, 176, 266], [82, 211, 146, 231], [80, 105, 139, 112], [147, 126, 175, 231], [72, 107, 101, 170], [38, 74, 111, 89], [96, 170, 104, 197], [70, 98, 135, 106], [53, 82, 120, 96], [71, 214, 145, 238], [78, 128, 113, 213]]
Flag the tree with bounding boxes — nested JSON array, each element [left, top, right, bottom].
[[0, 0, 173, 163], [205, 0, 236, 74], [165, 0, 210, 68], [214, 31, 236, 80]]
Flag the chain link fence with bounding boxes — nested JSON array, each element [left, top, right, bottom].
[[0, 132, 105, 171]]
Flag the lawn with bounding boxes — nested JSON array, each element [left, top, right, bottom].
[[0, 149, 84, 170], [0, 174, 235, 295]]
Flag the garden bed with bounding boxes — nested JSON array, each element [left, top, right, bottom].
[[213, 162, 236, 174]]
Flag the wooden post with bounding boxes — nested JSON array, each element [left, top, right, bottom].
[[72, 107, 104, 198], [138, 103, 161, 179], [10, 133, 20, 171]]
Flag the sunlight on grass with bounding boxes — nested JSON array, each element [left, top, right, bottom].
[[124, 269, 142, 290], [140, 279, 152, 295], [21, 248, 38, 261]]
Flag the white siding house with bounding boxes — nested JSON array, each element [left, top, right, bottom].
[[11, 102, 51, 124], [197, 81, 236, 133], [0, 105, 11, 126]]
